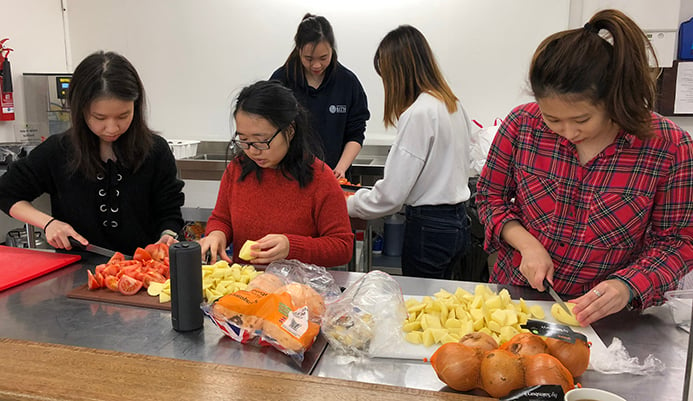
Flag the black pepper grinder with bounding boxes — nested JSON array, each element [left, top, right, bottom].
[[169, 241, 203, 331]]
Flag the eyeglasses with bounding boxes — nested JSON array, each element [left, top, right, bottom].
[[232, 128, 282, 150]]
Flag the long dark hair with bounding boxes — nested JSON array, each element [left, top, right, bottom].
[[231, 80, 322, 187], [282, 13, 338, 86], [67, 51, 154, 178], [529, 9, 658, 139], [374, 25, 458, 128]]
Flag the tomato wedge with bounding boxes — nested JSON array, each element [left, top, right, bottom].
[[118, 274, 143, 295], [133, 247, 152, 262], [145, 243, 168, 262], [104, 275, 119, 292], [108, 252, 125, 264], [87, 270, 102, 290]]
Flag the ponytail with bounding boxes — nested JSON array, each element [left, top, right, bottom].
[[530, 9, 658, 139]]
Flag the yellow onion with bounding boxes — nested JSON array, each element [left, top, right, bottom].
[[459, 332, 499, 352], [522, 353, 575, 394], [430, 342, 482, 391], [479, 349, 525, 398], [500, 332, 549, 356], [545, 337, 591, 377]]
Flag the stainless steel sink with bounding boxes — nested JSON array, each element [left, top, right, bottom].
[[175, 141, 388, 181], [353, 156, 386, 166], [185, 153, 230, 161]]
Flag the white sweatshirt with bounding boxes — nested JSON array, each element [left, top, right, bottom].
[[347, 92, 472, 220]]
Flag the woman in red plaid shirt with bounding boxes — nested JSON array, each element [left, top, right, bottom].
[[476, 9, 693, 326]]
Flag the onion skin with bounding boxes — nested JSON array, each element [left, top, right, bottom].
[[459, 332, 499, 352], [522, 353, 575, 394], [500, 332, 549, 356], [545, 337, 590, 377], [430, 343, 482, 391], [479, 349, 525, 398]]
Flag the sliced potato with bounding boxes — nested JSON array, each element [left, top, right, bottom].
[[551, 302, 580, 326], [238, 240, 258, 261]]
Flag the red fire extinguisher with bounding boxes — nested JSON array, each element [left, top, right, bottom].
[[0, 38, 15, 121]]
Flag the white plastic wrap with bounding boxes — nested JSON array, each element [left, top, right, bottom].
[[321, 270, 407, 357]]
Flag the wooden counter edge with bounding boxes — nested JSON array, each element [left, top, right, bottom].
[[0, 338, 495, 401]]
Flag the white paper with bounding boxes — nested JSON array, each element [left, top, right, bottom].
[[674, 62, 693, 115]]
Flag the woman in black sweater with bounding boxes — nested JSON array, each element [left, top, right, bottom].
[[0, 51, 184, 255]]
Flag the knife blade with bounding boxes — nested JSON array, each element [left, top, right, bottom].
[[543, 278, 571, 315], [68, 237, 124, 259]]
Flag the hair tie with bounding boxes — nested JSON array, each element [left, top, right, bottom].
[[583, 22, 599, 34]]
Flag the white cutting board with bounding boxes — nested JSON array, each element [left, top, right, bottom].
[[370, 298, 607, 371]]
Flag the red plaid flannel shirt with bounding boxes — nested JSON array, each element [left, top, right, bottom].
[[476, 103, 693, 309]]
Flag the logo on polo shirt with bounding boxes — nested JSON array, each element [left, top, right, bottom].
[[329, 105, 347, 114]]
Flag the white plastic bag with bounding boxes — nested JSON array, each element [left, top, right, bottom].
[[321, 270, 407, 357], [469, 119, 501, 176]]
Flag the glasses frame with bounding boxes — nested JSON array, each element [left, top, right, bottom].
[[232, 127, 282, 150]]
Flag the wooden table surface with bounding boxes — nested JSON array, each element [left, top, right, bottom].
[[0, 338, 494, 401]]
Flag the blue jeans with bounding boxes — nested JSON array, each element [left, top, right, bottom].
[[402, 202, 471, 279]]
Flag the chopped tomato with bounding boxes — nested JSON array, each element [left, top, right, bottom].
[[118, 274, 143, 295], [104, 275, 119, 292], [133, 247, 152, 262], [145, 243, 169, 262], [94, 263, 106, 273], [95, 272, 105, 287], [87, 270, 102, 290], [142, 271, 166, 288], [108, 252, 125, 264], [86, 242, 171, 294]]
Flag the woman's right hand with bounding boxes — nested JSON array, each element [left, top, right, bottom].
[[197, 230, 232, 264], [44, 219, 88, 250], [518, 242, 555, 291]]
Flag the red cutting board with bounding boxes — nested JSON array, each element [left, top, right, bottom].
[[0, 245, 81, 291]]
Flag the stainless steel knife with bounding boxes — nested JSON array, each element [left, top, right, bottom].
[[543, 278, 572, 315], [68, 237, 124, 259]]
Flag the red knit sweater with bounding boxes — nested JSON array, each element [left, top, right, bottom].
[[205, 159, 354, 267]]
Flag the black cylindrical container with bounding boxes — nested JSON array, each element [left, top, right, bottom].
[[169, 241, 203, 331]]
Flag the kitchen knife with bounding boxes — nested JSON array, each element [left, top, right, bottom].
[[543, 278, 572, 315], [68, 237, 125, 259]]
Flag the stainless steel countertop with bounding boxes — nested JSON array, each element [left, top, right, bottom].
[[0, 256, 688, 400]]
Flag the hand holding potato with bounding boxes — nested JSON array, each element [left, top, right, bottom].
[[569, 279, 632, 326], [246, 234, 290, 265]]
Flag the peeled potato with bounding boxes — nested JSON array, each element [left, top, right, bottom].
[[239, 240, 258, 261], [551, 302, 580, 326]]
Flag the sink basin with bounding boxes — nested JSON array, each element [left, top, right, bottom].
[[353, 158, 374, 165], [185, 154, 230, 161], [353, 156, 386, 166]]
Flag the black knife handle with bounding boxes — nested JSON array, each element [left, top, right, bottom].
[[542, 278, 551, 292], [68, 236, 86, 250]]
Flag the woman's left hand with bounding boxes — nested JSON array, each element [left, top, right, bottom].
[[250, 234, 290, 265], [156, 234, 178, 246], [570, 279, 631, 326]]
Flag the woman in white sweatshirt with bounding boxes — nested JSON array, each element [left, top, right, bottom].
[[347, 25, 473, 279]]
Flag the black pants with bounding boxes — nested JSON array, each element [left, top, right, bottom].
[[401, 202, 471, 279]]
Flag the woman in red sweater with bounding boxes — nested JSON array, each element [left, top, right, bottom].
[[199, 80, 354, 267]]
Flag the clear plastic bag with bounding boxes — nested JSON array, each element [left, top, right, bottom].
[[264, 259, 342, 301], [321, 270, 407, 357]]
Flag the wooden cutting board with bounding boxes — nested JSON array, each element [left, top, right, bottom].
[[67, 284, 171, 310], [0, 245, 81, 291]]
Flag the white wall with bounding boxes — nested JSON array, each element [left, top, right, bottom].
[[64, 0, 569, 144], [0, 0, 65, 241], [0, 0, 67, 143]]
